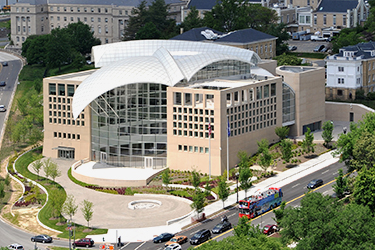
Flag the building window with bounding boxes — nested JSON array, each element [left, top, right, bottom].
[[323, 14, 327, 25], [333, 14, 336, 25], [64, 7, 67, 11], [105, 18, 108, 23], [70, 7, 73, 12], [49, 83, 56, 95], [337, 90, 343, 96], [338, 66, 344, 72], [343, 15, 346, 26], [70, 17, 73, 21], [58, 84, 65, 95], [314, 14, 317, 25], [98, 26, 101, 34], [98, 17, 101, 22]]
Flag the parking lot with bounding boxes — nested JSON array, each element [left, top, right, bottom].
[[287, 39, 331, 53]]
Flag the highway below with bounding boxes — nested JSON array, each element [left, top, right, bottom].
[[122, 160, 346, 250]]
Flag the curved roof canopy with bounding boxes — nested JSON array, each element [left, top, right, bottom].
[[73, 40, 261, 118]]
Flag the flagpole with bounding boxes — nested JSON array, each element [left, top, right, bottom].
[[209, 116, 211, 179], [227, 116, 229, 181]]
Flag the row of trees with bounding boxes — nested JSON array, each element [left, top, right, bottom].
[[22, 22, 100, 71], [125, 0, 290, 55]]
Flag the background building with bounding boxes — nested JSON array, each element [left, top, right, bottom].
[[43, 40, 325, 176], [325, 41, 375, 100], [10, 0, 187, 46]]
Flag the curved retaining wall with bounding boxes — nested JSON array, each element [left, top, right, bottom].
[[12, 149, 62, 234]]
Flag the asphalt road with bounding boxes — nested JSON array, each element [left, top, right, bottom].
[[287, 39, 330, 53], [0, 54, 21, 144], [126, 160, 345, 250]]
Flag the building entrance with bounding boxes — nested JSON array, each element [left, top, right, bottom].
[[57, 147, 75, 159]]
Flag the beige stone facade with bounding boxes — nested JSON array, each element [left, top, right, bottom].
[[219, 39, 277, 60], [43, 71, 93, 160], [325, 101, 373, 122], [276, 66, 326, 136], [167, 77, 282, 176], [11, 1, 187, 47]]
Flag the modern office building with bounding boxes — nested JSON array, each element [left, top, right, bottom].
[[10, 0, 187, 46], [43, 40, 325, 176]]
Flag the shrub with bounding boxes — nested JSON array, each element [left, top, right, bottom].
[[297, 141, 303, 146]]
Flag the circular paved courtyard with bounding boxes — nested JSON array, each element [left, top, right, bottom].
[[28, 159, 192, 229]]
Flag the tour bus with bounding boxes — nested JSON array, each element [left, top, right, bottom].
[[238, 187, 283, 219]]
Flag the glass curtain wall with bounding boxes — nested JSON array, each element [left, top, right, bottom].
[[91, 60, 252, 168], [282, 83, 295, 123], [91, 83, 167, 168]]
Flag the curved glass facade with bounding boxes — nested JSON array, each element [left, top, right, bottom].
[[91, 59, 252, 168], [282, 83, 295, 124]]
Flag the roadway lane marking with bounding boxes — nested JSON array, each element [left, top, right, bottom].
[[322, 170, 329, 175], [134, 242, 146, 250], [120, 243, 130, 249], [333, 172, 338, 175], [292, 183, 300, 188], [323, 190, 329, 195], [190, 229, 202, 235], [228, 213, 236, 218]]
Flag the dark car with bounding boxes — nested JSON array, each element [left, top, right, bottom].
[[73, 238, 95, 247], [313, 45, 325, 52], [288, 45, 297, 51], [212, 221, 232, 234], [31, 234, 53, 243], [263, 224, 279, 235], [307, 179, 323, 189], [153, 233, 174, 243], [0, 81, 5, 87], [190, 229, 211, 245], [2, 61, 8, 66]]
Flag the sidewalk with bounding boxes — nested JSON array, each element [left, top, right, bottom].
[[87, 150, 339, 243]]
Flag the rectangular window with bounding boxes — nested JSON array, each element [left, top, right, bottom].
[[174, 92, 182, 105], [65, 85, 74, 97], [314, 14, 317, 25], [264, 85, 269, 98], [256, 86, 262, 99], [49, 83, 56, 95], [333, 14, 336, 25], [338, 66, 344, 72], [271, 83, 276, 96], [343, 15, 346, 26], [323, 14, 327, 25], [58, 84, 65, 96]]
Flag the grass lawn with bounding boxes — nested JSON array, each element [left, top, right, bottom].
[[14, 147, 107, 238]]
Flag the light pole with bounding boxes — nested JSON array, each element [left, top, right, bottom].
[[236, 172, 239, 203], [68, 220, 72, 250]]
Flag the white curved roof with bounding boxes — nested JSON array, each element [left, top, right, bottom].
[[73, 40, 262, 118]]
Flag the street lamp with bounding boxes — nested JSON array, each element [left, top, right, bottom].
[[236, 172, 239, 203]]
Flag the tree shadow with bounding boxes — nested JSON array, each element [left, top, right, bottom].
[[304, 154, 318, 159], [285, 164, 298, 169]]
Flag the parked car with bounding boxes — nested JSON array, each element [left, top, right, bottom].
[[165, 235, 188, 247], [190, 229, 211, 245], [73, 238, 95, 247], [313, 45, 325, 52], [307, 179, 323, 189], [2, 61, 8, 66], [31, 234, 53, 243], [288, 45, 297, 51], [263, 224, 279, 235], [164, 243, 181, 250], [0, 105, 6, 112], [212, 221, 232, 234], [0, 81, 6, 86], [153, 233, 174, 243], [8, 244, 24, 250]]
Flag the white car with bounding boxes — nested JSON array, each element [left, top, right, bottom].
[[0, 105, 6, 112], [8, 244, 24, 250], [164, 243, 181, 250]]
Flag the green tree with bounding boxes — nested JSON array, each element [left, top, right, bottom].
[[46, 28, 72, 72], [43, 158, 60, 182], [4, 174, 10, 187], [280, 192, 375, 249], [146, 0, 177, 38], [64, 21, 101, 55], [62, 194, 78, 221], [123, 0, 148, 41], [322, 121, 334, 147], [280, 139, 293, 163], [49, 188, 65, 218], [331, 27, 366, 53], [239, 167, 252, 198], [302, 127, 315, 154], [191, 170, 201, 189], [265, 23, 290, 55], [353, 167, 375, 211], [162, 169, 171, 190], [191, 189, 205, 217], [275, 126, 290, 141], [332, 168, 348, 199], [246, 4, 278, 32], [218, 177, 229, 208], [204, 182, 212, 197], [233, 216, 250, 237], [32, 159, 43, 179], [335, 112, 375, 170], [0, 182, 4, 200], [81, 199, 94, 228], [135, 22, 162, 39], [23, 35, 50, 65], [257, 139, 272, 173], [274, 53, 302, 66], [272, 201, 286, 225], [180, 6, 203, 32]]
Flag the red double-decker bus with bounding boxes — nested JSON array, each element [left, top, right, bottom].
[[238, 187, 283, 219]]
